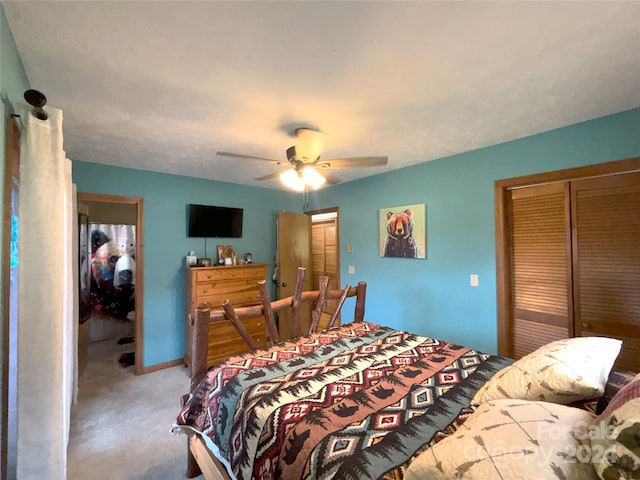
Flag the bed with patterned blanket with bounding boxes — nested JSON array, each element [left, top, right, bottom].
[[173, 321, 513, 480]]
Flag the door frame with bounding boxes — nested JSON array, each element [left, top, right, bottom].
[[77, 192, 144, 375], [2, 116, 20, 480], [494, 156, 640, 357]]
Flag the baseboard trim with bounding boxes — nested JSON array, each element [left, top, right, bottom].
[[140, 358, 184, 375]]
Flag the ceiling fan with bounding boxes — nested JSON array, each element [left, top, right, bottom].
[[217, 127, 388, 191]]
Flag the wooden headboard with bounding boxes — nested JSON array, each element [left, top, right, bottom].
[[188, 267, 366, 390]]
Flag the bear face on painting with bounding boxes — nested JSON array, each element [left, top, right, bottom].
[[384, 209, 417, 258]]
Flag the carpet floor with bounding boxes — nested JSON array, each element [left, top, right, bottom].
[[67, 339, 202, 480]]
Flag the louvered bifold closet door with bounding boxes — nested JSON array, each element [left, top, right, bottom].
[[571, 172, 640, 371], [311, 220, 339, 330], [510, 183, 572, 358]]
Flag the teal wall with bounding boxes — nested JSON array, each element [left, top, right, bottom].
[[0, 1, 30, 430], [310, 108, 640, 354], [72, 163, 301, 366], [74, 108, 640, 366]]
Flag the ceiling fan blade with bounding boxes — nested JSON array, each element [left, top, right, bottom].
[[254, 170, 286, 181], [217, 151, 284, 164], [317, 156, 388, 169], [323, 172, 341, 185]]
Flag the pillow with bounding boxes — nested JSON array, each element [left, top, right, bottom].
[[590, 372, 640, 480], [472, 337, 622, 405], [595, 369, 637, 415], [570, 370, 637, 415], [404, 399, 598, 480]]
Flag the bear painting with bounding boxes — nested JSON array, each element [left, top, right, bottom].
[[380, 204, 426, 259]]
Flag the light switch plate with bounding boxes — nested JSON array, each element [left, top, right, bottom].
[[470, 274, 479, 287]]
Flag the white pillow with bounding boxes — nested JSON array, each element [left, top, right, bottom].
[[404, 399, 598, 480], [472, 337, 621, 405]]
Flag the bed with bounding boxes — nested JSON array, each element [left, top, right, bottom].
[[173, 269, 639, 480]]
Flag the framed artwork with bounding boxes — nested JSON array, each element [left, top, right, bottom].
[[217, 244, 237, 265], [379, 203, 426, 259]]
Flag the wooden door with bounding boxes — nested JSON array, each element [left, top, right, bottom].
[[276, 211, 311, 339], [508, 182, 573, 358], [571, 173, 640, 371]]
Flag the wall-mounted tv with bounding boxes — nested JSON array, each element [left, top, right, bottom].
[[187, 204, 243, 238]]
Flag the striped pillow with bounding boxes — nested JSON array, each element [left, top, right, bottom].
[[596, 369, 638, 414], [591, 372, 640, 480]]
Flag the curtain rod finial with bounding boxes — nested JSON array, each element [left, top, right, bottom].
[[24, 89, 48, 121]]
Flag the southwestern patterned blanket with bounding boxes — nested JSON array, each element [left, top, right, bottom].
[[173, 321, 512, 480]]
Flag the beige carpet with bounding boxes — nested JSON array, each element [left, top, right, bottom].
[[67, 338, 202, 480]]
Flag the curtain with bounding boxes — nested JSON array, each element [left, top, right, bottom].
[[17, 103, 75, 479]]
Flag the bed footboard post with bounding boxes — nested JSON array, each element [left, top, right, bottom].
[[191, 308, 210, 391], [186, 435, 202, 478], [354, 281, 366, 322], [186, 308, 209, 478], [309, 276, 330, 335]]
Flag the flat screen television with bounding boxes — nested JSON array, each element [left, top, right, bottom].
[[187, 204, 243, 238]]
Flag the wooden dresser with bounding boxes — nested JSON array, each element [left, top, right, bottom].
[[184, 263, 267, 371]]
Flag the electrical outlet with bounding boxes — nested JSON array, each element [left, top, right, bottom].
[[348, 265, 355, 274], [470, 274, 479, 287]]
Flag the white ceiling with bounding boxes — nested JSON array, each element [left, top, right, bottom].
[[4, 1, 640, 190]]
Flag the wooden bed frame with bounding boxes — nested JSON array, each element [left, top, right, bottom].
[[183, 267, 367, 479]]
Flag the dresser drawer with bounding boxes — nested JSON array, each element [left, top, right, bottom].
[[218, 265, 266, 281], [207, 333, 267, 367], [198, 290, 260, 309], [195, 269, 222, 283], [207, 317, 267, 366], [208, 317, 265, 343], [195, 279, 256, 297]]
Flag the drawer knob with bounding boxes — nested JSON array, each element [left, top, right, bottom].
[[581, 322, 592, 329]]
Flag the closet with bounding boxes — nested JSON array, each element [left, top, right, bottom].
[[496, 158, 640, 372], [311, 211, 339, 331]]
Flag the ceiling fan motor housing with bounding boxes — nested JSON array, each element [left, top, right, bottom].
[[286, 146, 297, 162], [286, 145, 320, 163]]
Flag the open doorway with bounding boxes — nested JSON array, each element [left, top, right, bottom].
[[77, 193, 144, 377]]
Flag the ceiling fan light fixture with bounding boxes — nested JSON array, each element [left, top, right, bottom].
[[279, 166, 326, 191], [302, 166, 326, 189], [280, 169, 305, 191]]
